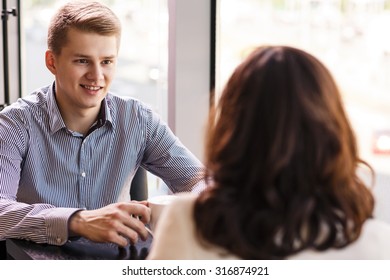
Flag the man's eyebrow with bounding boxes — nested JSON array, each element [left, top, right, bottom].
[[73, 53, 90, 58], [72, 54, 116, 59], [102, 55, 116, 60]]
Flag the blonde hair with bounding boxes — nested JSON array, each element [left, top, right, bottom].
[[47, 1, 121, 55]]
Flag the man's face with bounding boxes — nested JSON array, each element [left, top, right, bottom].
[[46, 28, 118, 116]]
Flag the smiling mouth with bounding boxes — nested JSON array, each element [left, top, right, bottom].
[[81, 84, 103, 91]]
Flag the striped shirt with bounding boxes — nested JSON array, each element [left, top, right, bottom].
[[0, 83, 205, 245]]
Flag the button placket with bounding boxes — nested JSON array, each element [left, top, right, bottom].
[[79, 139, 88, 206]]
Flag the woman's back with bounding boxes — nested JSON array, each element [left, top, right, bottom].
[[149, 195, 390, 259], [289, 218, 390, 259]]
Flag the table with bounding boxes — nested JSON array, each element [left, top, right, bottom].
[[6, 236, 152, 260]]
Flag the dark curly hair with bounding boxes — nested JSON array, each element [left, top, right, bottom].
[[194, 45, 374, 259]]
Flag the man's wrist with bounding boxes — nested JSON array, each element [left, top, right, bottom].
[[68, 209, 84, 237]]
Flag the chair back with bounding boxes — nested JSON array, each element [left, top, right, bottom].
[[0, 240, 7, 260], [130, 167, 148, 201]]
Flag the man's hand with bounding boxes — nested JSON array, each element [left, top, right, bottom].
[[68, 202, 151, 247]]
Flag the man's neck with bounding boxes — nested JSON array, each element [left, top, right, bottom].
[[53, 85, 105, 135], [62, 109, 100, 135]]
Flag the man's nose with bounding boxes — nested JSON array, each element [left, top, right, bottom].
[[86, 64, 104, 81]]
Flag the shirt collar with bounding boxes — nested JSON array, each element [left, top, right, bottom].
[[47, 82, 114, 134], [101, 95, 113, 125], [47, 82, 66, 134]]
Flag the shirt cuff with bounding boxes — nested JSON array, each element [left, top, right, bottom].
[[41, 207, 83, 245]]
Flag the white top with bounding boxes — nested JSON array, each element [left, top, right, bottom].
[[148, 194, 390, 260]]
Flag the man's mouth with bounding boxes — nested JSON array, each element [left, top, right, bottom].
[[81, 84, 103, 91]]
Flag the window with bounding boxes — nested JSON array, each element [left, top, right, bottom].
[[0, 0, 20, 109], [216, 0, 390, 222]]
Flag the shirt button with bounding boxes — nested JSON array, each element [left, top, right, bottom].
[[56, 237, 62, 243], [81, 172, 86, 177]]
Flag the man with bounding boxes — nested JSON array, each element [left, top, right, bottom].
[[0, 1, 205, 248]]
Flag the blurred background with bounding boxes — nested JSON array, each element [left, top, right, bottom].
[[215, 0, 390, 223]]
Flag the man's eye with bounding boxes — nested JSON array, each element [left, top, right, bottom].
[[102, 60, 113, 65], [77, 59, 88, 64]]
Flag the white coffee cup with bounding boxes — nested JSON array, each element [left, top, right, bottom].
[[148, 194, 177, 232]]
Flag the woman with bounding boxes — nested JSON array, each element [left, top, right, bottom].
[[147, 46, 390, 259]]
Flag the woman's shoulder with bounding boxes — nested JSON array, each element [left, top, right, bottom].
[[149, 193, 239, 259], [359, 218, 390, 243], [171, 193, 198, 206], [290, 219, 390, 260], [160, 193, 198, 222]]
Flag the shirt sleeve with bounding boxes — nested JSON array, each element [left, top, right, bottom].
[[0, 111, 80, 245], [141, 105, 206, 193]]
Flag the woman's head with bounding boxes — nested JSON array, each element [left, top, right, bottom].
[[207, 45, 359, 196], [196, 45, 374, 259], [47, 1, 121, 55]]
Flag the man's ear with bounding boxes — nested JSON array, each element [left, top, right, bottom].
[[45, 50, 57, 75]]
